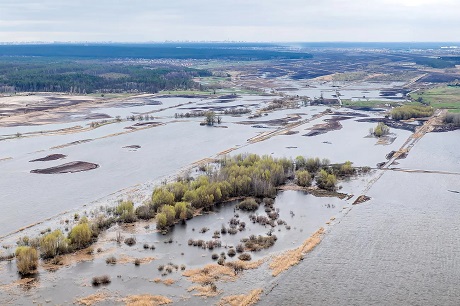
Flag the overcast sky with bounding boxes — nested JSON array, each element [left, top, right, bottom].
[[1, 0, 459, 42]]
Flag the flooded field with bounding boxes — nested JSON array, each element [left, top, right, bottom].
[[0, 76, 457, 305]]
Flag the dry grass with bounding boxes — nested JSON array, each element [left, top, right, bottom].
[[187, 285, 221, 297], [183, 260, 265, 297], [123, 294, 172, 306], [218, 288, 263, 306], [183, 264, 237, 284], [152, 278, 175, 286], [269, 227, 324, 277], [117, 255, 155, 265], [183, 259, 265, 285], [75, 292, 109, 306]]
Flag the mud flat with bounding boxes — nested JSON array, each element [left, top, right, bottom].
[[30, 161, 99, 174], [29, 154, 67, 162]]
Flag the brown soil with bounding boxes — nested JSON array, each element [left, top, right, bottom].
[[29, 154, 67, 162], [30, 161, 99, 174], [269, 227, 324, 277], [353, 195, 371, 205], [218, 289, 263, 306]]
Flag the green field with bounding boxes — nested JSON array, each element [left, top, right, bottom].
[[411, 86, 460, 112], [341, 99, 400, 108]]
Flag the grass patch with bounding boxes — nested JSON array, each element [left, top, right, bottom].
[[342, 99, 399, 108], [218, 288, 263, 306], [411, 86, 460, 111], [269, 227, 324, 277], [123, 295, 172, 306]]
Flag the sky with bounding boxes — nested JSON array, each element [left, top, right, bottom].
[[1, 0, 459, 42]]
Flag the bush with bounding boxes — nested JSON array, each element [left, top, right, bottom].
[[237, 198, 259, 211], [316, 169, 337, 191], [134, 258, 141, 266], [15, 246, 38, 275], [92, 275, 111, 286], [39, 230, 69, 259], [238, 253, 252, 261], [105, 256, 117, 265], [371, 122, 390, 137], [445, 113, 460, 126], [227, 248, 236, 257], [390, 105, 434, 120], [156, 213, 168, 230], [124, 237, 136, 246], [151, 188, 175, 211], [69, 223, 92, 249], [295, 170, 312, 187], [211, 253, 219, 260], [135, 205, 155, 220], [236, 244, 244, 253]]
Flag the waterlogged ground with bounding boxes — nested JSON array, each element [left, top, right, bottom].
[[1, 80, 454, 305]]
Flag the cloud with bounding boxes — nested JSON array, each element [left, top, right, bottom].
[[0, 0, 459, 42]]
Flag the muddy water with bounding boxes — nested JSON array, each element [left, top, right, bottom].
[[261, 161, 460, 304]]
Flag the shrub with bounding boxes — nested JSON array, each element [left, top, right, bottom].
[[371, 122, 390, 137], [296, 170, 312, 187], [124, 237, 136, 246], [92, 275, 111, 286], [390, 105, 434, 120], [15, 246, 38, 275], [236, 244, 244, 253], [40, 230, 69, 259], [316, 169, 337, 191], [445, 113, 460, 126], [135, 205, 155, 220], [212, 253, 219, 260], [217, 257, 225, 265], [156, 213, 168, 230], [134, 258, 141, 266], [238, 253, 252, 261], [151, 188, 175, 211], [69, 223, 92, 249], [237, 198, 259, 211], [227, 248, 236, 257], [105, 256, 117, 265]]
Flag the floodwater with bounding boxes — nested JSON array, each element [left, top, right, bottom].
[[260, 133, 460, 305], [2, 82, 453, 305]]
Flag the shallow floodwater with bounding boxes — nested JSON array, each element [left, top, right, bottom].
[[0, 190, 350, 305], [261, 165, 460, 305]]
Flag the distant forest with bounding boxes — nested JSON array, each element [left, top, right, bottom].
[[0, 44, 312, 93], [0, 59, 212, 93]]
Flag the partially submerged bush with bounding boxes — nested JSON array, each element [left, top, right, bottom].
[[92, 275, 111, 286], [227, 248, 236, 257], [371, 122, 390, 137], [241, 235, 277, 251], [135, 205, 155, 220], [40, 230, 69, 259], [295, 170, 312, 187], [238, 253, 252, 261], [105, 256, 117, 265], [124, 237, 136, 246], [69, 222, 92, 250], [237, 198, 259, 211], [15, 246, 38, 275], [316, 169, 337, 191]]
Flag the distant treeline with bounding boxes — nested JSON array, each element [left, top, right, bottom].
[[0, 59, 211, 93], [0, 44, 312, 60], [414, 57, 456, 69]]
